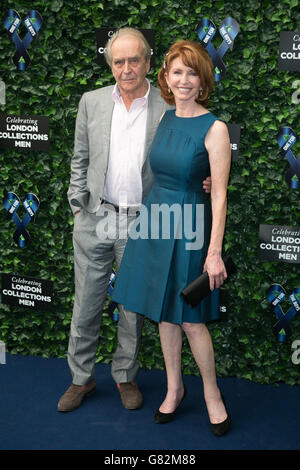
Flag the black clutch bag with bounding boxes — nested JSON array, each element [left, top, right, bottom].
[[181, 255, 237, 308]]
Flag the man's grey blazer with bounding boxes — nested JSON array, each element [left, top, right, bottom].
[[67, 84, 172, 214]]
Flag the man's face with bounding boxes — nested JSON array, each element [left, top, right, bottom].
[[110, 35, 150, 99]]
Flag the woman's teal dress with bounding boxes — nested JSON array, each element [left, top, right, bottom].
[[112, 109, 220, 324]]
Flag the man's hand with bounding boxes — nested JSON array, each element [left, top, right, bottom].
[[203, 176, 212, 193]]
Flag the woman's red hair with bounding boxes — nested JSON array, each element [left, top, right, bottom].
[[158, 40, 215, 107]]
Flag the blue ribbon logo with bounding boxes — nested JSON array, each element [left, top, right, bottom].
[[267, 284, 300, 342], [196, 17, 239, 82], [3, 9, 43, 71], [276, 127, 300, 189], [107, 270, 119, 321], [4, 191, 40, 247]]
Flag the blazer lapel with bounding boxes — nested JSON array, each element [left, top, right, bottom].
[[143, 85, 162, 165], [101, 95, 114, 170]]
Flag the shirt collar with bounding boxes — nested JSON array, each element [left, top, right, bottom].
[[112, 79, 150, 106]]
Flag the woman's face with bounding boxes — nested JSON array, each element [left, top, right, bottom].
[[165, 57, 201, 105]]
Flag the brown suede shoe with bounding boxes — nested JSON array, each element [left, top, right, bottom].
[[117, 381, 143, 410], [57, 380, 96, 412]]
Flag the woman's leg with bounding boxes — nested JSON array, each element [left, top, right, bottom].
[[182, 322, 227, 424], [158, 321, 185, 413]]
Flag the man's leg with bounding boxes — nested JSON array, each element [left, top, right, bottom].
[[111, 212, 144, 408], [58, 209, 115, 411], [111, 305, 144, 384]]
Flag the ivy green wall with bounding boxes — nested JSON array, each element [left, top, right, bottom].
[[0, 0, 299, 385]]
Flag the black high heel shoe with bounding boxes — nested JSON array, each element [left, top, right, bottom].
[[154, 386, 187, 424], [209, 393, 231, 436]]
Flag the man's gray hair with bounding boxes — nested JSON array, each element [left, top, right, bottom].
[[104, 27, 152, 66]]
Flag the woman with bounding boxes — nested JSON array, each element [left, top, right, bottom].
[[112, 40, 231, 436]]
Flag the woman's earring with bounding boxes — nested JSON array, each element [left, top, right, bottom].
[[168, 87, 172, 94], [199, 87, 203, 97]]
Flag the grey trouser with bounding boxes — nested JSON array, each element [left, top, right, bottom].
[[67, 204, 144, 386]]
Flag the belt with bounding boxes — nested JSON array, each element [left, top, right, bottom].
[[100, 199, 139, 214]]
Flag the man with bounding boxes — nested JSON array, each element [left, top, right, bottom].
[[58, 28, 211, 412]]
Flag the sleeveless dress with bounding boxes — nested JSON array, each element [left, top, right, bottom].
[[111, 109, 220, 324]]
